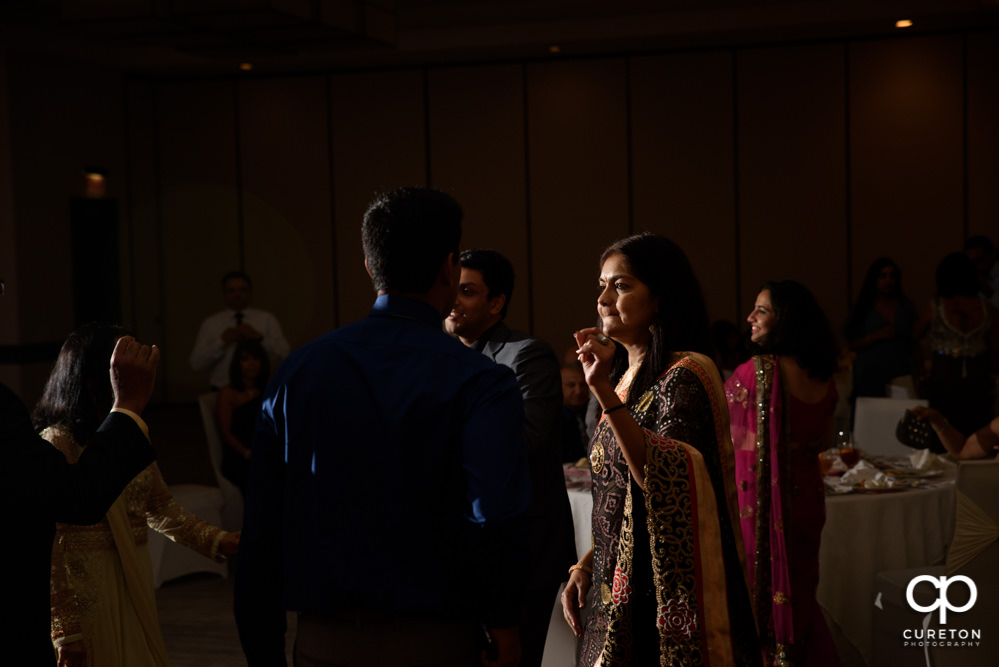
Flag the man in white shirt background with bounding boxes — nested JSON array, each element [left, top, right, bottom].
[[190, 271, 290, 389]]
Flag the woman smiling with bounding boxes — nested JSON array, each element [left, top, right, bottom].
[[561, 233, 759, 667], [727, 281, 840, 666]]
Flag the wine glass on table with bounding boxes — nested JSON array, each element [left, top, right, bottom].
[[837, 430, 860, 468]]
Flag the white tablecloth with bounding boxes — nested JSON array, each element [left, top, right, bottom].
[[540, 489, 592, 667], [817, 471, 957, 665]]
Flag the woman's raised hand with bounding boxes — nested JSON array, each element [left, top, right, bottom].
[[574, 327, 615, 390]]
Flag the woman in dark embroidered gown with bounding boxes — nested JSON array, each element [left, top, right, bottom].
[[561, 233, 759, 667], [726, 281, 840, 666], [217, 338, 270, 496]]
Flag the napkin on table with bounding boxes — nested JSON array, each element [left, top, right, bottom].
[[840, 460, 892, 489], [909, 448, 945, 471]]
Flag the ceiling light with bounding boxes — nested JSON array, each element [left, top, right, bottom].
[[895, 19, 913, 28]]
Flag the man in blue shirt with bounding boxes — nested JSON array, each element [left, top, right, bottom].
[[234, 187, 532, 667]]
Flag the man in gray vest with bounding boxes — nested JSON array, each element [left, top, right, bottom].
[[446, 249, 576, 667]]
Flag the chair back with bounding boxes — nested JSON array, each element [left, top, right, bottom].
[[197, 392, 244, 530], [853, 397, 928, 456], [887, 375, 917, 399], [927, 460, 999, 666]]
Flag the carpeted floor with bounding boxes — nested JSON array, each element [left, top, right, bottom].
[[157, 570, 297, 666]]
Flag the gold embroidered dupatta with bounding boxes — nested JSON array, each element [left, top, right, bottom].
[[597, 353, 746, 667]]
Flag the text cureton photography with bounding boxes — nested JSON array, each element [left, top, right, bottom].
[[901, 575, 983, 650]]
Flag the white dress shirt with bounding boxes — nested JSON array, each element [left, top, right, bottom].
[[189, 307, 290, 388]]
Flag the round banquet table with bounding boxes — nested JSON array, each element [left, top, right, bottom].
[[817, 469, 956, 665], [545, 471, 957, 667]]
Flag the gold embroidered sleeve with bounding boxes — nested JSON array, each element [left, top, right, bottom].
[[50, 527, 85, 647], [42, 427, 87, 645], [144, 464, 227, 562]]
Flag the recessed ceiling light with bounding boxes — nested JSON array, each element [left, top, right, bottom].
[[895, 19, 913, 28], [240, 63, 253, 71]]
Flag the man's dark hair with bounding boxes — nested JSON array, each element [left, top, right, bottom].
[[754, 280, 838, 381], [221, 270, 252, 289], [33, 323, 129, 443], [460, 249, 514, 319], [362, 188, 462, 293]]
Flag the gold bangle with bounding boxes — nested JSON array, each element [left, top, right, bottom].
[[568, 563, 593, 576]]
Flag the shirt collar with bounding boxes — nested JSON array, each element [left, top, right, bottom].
[[471, 321, 508, 353], [370, 294, 444, 329]]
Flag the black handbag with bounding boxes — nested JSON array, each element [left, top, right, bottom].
[[895, 409, 942, 450]]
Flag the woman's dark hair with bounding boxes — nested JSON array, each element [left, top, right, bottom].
[[32, 323, 128, 444], [601, 233, 712, 408], [228, 339, 270, 391], [935, 252, 979, 298], [844, 257, 903, 341], [754, 280, 838, 381]]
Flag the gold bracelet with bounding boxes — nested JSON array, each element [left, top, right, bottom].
[[568, 563, 593, 576]]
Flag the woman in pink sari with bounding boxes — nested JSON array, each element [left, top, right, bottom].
[[725, 281, 840, 667]]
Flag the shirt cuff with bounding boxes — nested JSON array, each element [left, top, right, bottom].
[[110, 407, 151, 442]]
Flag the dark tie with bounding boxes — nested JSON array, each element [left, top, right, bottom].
[[235, 312, 244, 326]]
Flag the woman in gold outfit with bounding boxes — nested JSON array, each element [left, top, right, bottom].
[[34, 323, 239, 667]]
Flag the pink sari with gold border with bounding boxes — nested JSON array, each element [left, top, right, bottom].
[[725, 356, 839, 667]]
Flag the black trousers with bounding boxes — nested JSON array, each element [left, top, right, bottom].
[[294, 611, 482, 667]]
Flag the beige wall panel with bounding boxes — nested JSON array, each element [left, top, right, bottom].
[[124, 80, 168, 401], [157, 81, 240, 400], [850, 36, 964, 311], [527, 58, 630, 357], [7, 54, 128, 404], [428, 65, 531, 332], [330, 70, 426, 327], [238, 76, 335, 356], [738, 44, 847, 325], [631, 51, 737, 325], [8, 56, 127, 342], [967, 31, 999, 239]]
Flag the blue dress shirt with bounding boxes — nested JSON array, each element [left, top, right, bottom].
[[234, 294, 532, 664]]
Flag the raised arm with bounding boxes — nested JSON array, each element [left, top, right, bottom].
[[50, 336, 159, 525], [574, 327, 648, 488]]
